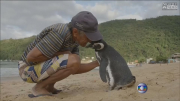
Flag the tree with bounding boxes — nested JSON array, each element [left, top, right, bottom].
[[156, 55, 168, 63]]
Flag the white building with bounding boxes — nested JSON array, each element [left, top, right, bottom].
[[146, 58, 153, 64]]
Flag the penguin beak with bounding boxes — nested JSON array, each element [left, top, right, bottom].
[[85, 42, 93, 48]]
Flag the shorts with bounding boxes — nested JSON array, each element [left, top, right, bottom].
[[18, 54, 69, 83]]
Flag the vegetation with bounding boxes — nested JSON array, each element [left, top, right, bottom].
[[0, 36, 36, 60], [0, 16, 180, 62], [156, 55, 168, 63], [138, 58, 146, 63]]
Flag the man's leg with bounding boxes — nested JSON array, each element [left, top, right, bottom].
[[32, 54, 80, 96], [45, 83, 61, 94], [45, 59, 99, 94]]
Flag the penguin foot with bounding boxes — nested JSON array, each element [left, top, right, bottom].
[[116, 78, 136, 90], [105, 87, 113, 92], [117, 87, 122, 90], [114, 85, 126, 90], [117, 86, 127, 90]]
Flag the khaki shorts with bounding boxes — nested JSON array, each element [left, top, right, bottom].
[[18, 54, 69, 83]]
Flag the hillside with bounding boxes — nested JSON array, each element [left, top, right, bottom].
[[0, 16, 180, 62]]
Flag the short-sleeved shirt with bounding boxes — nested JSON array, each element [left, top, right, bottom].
[[21, 23, 79, 66]]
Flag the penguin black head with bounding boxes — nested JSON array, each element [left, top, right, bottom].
[[85, 39, 107, 51]]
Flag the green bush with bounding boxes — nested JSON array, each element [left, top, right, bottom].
[[156, 55, 168, 63], [139, 58, 146, 63]]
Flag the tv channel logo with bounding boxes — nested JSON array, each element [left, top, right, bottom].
[[162, 2, 178, 10], [137, 83, 148, 93]]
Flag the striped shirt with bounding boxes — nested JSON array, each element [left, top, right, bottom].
[[21, 23, 79, 66]]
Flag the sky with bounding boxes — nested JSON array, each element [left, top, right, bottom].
[[1, 1, 179, 40]]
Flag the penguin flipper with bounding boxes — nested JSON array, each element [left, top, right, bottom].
[[99, 58, 108, 83]]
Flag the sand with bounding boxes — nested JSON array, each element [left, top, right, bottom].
[[1, 62, 180, 101]]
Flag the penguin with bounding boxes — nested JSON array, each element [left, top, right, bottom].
[[86, 39, 136, 91]]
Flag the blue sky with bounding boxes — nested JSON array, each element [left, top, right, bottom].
[[1, 1, 179, 40]]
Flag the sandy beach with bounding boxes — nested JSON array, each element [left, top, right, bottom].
[[1, 62, 180, 101]]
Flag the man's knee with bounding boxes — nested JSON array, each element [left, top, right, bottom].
[[67, 54, 80, 74]]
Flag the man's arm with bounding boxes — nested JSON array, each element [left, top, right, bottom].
[[74, 60, 99, 74], [27, 46, 99, 73], [26, 47, 71, 63], [26, 27, 69, 63], [26, 47, 48, 63]]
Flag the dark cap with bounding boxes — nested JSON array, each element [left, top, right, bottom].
[[71, 11, 103, 41]]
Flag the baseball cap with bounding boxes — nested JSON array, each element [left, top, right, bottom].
[[71, 11, 103, 41]]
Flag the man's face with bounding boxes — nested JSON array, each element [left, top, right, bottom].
[[72, 28, 91, 47]]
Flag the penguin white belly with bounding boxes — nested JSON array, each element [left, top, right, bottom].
[[95, 52, 101, 64], [106, 75, 109, 85], [106, 60, 114, 87]]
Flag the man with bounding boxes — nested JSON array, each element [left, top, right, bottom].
[[18, 11, 102, 97]]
